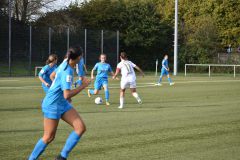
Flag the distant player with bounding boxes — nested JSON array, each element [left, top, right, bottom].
[[28, 46, 91, 160], [88, 53, 114, 106], [38, 54, 58, 93], [156, 54, 174, 86], [113, 52, 144, 109], [74, 53, 87, 87]]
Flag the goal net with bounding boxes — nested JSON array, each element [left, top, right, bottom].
[[35, 66, 43, 77]]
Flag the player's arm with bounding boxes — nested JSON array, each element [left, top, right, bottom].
[[134, 65, 144, 77], [50, 71, 56, 81], [113, 68, 120, 79], [38, 68, 50, 87], [39, 76, 50, 87], [84, 64, 88, 74], [91, 69, 95, 80], [91, 64, 98, 80], [63, 78, 91, 99], [162, 61, 168, 71]]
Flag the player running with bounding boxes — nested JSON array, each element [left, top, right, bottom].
[[38, 54, 58, 93], [113, 52, 144, 109], [28, 46, 91, 160], [156, 54, 174, 86], [74, 53, 87, 87], [87, 53, 114, 106]]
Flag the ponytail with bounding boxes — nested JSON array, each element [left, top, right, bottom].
[[46, 54, 58, 65], [64, 46, 83, 70]]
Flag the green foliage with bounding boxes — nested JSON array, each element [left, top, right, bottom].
[[24, 0, 240, 69]]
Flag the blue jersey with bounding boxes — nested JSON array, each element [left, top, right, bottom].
[[161, 59, 168, 70], [39, 64, 57, 85], [93, 62, 112, 79], [76, 58, 85, 77], [42, 62, 73, 116]]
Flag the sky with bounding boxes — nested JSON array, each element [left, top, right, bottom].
[[46, 0, 85, 11]]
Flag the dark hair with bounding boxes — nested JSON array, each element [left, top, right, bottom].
[[120, 52, 127, 60], [64, 46, 83, 70], [46, 54, 58, 64]]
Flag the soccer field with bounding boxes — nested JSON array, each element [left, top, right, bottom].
[[0, 76, 240, 160]]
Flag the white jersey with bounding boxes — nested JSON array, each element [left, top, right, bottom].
[[117, 60, 136, 82]]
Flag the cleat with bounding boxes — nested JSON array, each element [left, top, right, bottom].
[[137, 99, 142, 104], [118, 106, 123, 109], [87, 89, 91, 97], [55, 155, 67, 160], [170, 82, 175, 86], [106, 101, 110, 106], [155, 83, 162, 86]]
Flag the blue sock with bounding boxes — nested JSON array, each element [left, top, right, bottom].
[[89, 89, 94, 95], [74, 80, 82, 87], [168, 77, 172, 83], [60, 131, 81, 158], [105, 90, 109, 102], [28, 139, 47, 160], [158, 77, 162, 83]]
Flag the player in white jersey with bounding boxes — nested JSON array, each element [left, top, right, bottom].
[[113, 52, 144, 109]]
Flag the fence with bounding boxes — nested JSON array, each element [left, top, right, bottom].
[[0, 24, 119, 76], [185, 64, 240, 77]]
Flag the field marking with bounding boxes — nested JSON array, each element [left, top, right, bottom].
[[0, 80, 19, 82], [0, 79, 239, 90]]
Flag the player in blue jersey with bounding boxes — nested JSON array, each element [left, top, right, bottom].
[[28, 46, 91, 160], [38, 54, 58, 93], [88, 53, 114, 106], [74, 54, 87, 87], [156, 54, 174, 86]]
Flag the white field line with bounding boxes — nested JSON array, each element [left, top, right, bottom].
[[0, 80, 20, 82], [0, 79, 239, 90]]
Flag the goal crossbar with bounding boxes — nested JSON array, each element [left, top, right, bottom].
[[185, 64, 240, 77]]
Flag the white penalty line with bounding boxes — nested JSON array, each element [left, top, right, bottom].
[[0, 79, 20, 82], [0, 79, 239, 90]]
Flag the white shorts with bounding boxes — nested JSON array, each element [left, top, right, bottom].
[[120, 80, 136, 89]]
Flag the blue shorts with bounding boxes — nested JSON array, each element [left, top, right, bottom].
[[94, 78, 108, 90], [161, 69, 169, 76], [42, 102, 73, 120], [42, 83, 49, 93], [77, 69, 85, 77]]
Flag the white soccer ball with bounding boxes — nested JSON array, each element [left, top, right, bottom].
[[95, 97, 103, 105]]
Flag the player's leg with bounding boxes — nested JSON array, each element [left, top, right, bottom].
[[57, 108, 86, 159], [102, 81, 110, 105], [88, 79, 100, 97], [119, 88, 125, 109], [130, 87, 142, 104], [156, 71, 163, 86], [28, 118, 59, 160], [119, 81, 127, 109], [167, 74, 174, 85], [74, 76, 84, 88]]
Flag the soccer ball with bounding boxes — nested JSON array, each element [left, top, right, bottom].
[[95, 97, 103, 105]]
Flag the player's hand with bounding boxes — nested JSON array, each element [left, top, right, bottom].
[[167, 68, 170, 71], [112, 75, 116, 79], [91, 76, 94, 80], [82, 78, 91, 88], [45, 82, 50, 87], [141, 73, 145, 78]]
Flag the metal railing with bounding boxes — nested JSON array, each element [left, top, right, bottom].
[[185, 64, 240, 77]]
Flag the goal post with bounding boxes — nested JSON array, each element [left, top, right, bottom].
[[185, 64, 240, 77], [35, 66, 43, 77]]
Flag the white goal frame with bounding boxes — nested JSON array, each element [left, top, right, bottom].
[[185, 64, 240, 77], [35, 66, 43, 77]]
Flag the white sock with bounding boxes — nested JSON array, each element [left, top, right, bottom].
[[120, 97, 124, 107], [132, 92, 141, 101]]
